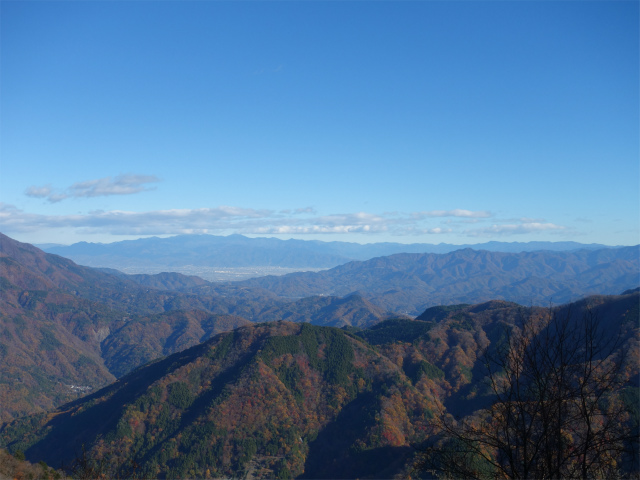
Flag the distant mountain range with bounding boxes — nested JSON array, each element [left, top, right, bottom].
[[240, 246, 640, 314], [40, 234, 617, 273], [0, 231, 638, 478]]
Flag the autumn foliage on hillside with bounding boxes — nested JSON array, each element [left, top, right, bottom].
[[0, 288, 637, 479], [1, 322, 444, 478], [1, 233, 393, 424]]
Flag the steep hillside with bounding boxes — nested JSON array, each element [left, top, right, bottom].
[[0, 258, 118, 421], [240, 247, 640, 314], [0, 234, 394, 422], [0, 235, 248, 421], [115, 272, 392, 328], [248, 294, 396, 328], [99, 311, 251, 378], [0, 253, 249, 422], [0, 448, 61, 479], [3, 293, 636, 479], [0, 233, 222, 317], [99, 269, 213, 292], [0, 322, 438, 479], [1, 293, 636, 479]]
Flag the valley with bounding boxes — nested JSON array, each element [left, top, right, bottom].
[[0, 233, 638, 478], [41, 235, 614, 279], [3, 2, 636, 478], [101, 265, 326, 283]]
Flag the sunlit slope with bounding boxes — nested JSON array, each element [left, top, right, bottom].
[[0, 234, 395, 421], [0, 322, 439, 479], [1, 292, 636, 479]]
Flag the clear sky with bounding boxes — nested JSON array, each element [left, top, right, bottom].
[[1, 1, 638, 246]]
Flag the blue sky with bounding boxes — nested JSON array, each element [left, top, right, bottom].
[[1, 1, 638, 246]]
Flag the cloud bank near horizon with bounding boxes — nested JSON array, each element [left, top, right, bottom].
[[0, 202, 572, 240]]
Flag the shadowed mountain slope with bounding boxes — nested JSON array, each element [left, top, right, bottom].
[[0, 322, 436, 479], [2, 293, 636, 479]]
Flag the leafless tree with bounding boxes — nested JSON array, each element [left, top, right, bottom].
[[416, 306, 639, 479]]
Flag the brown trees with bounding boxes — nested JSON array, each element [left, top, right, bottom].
[[417, 307, 639, 479]]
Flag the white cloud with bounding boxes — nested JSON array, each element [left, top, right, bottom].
[[413, 209, 492, 219], [424, 227, 453, 234], [1, 202, 568, 240], [314, 212, 388, 225], [519, 217, 546, 223], [0, 203, 273, 235], [24, 185, 53, 198], [278, 207, 317, 215], [0, 205, 395, 237], [294, 207, 316, 215], [251, 225, 381, 235], [392, 226, 454, 235], [238, 212, 393, 235], [466, 222, 567, 237], [25, 174, 160, 203]]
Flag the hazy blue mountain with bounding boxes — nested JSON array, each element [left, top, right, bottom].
[[43, 234, 614, 272], [32, 243, 65, 250], [44, 234, 351, 269], [240, 246, 640, 315]]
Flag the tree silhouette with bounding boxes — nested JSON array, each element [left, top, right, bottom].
[[416, 307, 639, 479]]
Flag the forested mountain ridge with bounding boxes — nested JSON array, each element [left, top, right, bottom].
[[1, 231, 637, 478], [0, 234, 396, 422], [0, 232, 226, 317], [1, 292, 637, 479], [0, 233, 396, 326], [240, 246, 640, 314], [0, 322, 438, 479], [0, 245, 250, 422]]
